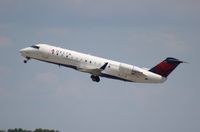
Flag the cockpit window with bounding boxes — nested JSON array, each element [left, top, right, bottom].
[[31, 45, 40, 49]]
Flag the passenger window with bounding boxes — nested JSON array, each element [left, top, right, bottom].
[[51, 49, 55, 54]]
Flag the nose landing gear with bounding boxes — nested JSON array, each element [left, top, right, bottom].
[[23, 57, 30, 63], [24, 60, 27, 63]]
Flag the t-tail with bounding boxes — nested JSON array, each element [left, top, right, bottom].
[[149, 57, 184, 78]]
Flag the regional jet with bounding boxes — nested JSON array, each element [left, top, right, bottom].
[[20, 44, 184, 83]]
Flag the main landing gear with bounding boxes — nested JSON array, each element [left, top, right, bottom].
[[23, 57, 30, 63], [90, 75, 100, 82]]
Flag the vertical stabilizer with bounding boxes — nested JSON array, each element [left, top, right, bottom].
[[149, 57, 183, 77]]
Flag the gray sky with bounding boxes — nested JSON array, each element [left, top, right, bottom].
[[0, 0, 199, 132]]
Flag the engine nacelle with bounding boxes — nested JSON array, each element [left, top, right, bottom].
[[119, 63, 133, 75]]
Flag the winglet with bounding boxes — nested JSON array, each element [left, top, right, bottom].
[[100, 62, 108, 70]]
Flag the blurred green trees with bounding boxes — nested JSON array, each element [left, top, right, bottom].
[[0, 128, 59, 132]]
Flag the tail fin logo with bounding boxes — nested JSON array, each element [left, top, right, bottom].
[[149, 57, 183, 77]]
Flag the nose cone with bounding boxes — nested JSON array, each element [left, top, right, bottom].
[[20, 48, 28, 54], [20, 48, 26, 53], [19, 47, 32, 56]]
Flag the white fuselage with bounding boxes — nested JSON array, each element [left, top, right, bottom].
[[20, 44, 166, 83]]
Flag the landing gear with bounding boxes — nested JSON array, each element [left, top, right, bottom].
[[24, 60, 27, 63], [23, 57, 30, 63], [91, 75, 100, 82]]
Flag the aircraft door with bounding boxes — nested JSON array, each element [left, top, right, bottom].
[[40, 46, 49, 59]]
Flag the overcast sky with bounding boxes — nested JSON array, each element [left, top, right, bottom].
[[0, 0, 199, 132]]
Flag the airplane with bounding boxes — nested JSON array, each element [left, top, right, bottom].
[[20, 44, 184, 83]]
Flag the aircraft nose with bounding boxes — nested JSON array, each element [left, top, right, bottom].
[[20, 48, 28, 54], [19, 47, 32, 56], [19, 48, 26, 53]]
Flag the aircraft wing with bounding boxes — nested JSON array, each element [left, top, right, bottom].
[[77, 62, 108, 76]]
